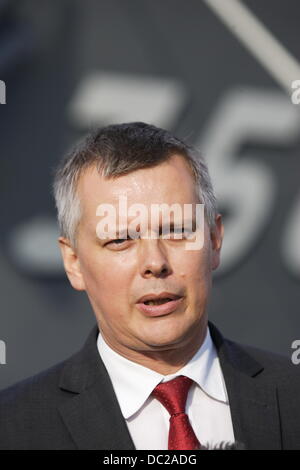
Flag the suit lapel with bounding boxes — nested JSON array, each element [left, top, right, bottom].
[[58, 324, 136, 450], [57, 322, 282, 450], [209, 321, 282, 450]]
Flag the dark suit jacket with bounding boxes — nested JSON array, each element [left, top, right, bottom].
[[0, 321, 300, 450]]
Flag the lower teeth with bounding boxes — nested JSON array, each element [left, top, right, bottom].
[[145, 299, 171, 306]]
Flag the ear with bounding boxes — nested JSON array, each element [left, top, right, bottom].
[[210, 213, 224, 271], [58, 237, 86, 291]]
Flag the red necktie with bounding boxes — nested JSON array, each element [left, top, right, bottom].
[[151, 375, 202, 450]]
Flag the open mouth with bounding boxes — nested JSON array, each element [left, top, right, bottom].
[[143, 298, 173, 306], [136, 294, 183, 316]]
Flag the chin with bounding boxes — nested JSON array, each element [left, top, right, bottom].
[[142, 331, 187, 349], [138, 317, 194, 346]]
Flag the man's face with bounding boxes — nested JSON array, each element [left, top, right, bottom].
[[59, 154, 223, 356]]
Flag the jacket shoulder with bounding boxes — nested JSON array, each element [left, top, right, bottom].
[[225, 336, 300, 385], [0, 354, 79, 449], [0, 357, 67, 403]]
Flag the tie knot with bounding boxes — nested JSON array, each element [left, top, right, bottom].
[[151, 375, 193, 416]]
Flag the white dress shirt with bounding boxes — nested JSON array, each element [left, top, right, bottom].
[[97, 324, 235, 450]]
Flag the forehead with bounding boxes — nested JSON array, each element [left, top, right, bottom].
[[77, 154, 199, 225]]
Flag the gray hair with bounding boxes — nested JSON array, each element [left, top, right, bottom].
[[52, 122, 218, 248]]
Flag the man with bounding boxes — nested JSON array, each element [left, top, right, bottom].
[[0, 122, 299, 450]]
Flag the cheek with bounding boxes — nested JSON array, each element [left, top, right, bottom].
[[177, 246, 210, 278], [177, 250, 212, 306], [80, 250, 133, 298]]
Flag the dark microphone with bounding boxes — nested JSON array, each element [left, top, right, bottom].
[[200, 441, 246, 450]]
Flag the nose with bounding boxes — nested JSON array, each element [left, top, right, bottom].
[[138, 239, 172, 279]]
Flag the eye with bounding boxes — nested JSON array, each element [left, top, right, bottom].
[[106, 238, 128, 246]]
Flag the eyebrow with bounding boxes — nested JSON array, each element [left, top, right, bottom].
[[158, 218, 197, 233], [95, 217, 197, 241]]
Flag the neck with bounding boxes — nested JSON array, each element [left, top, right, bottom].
[[99, 319, 208, 376]]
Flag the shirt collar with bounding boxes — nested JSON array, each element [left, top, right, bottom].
[[97, 324, 228, 419]]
